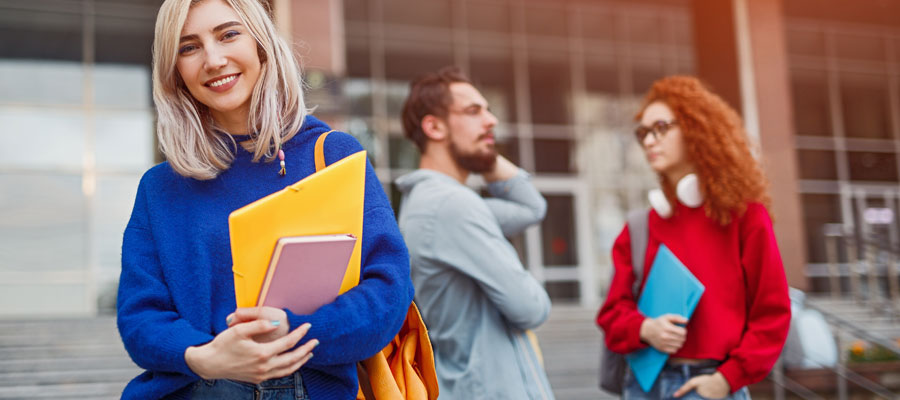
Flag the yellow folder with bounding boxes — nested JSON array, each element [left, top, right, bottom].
[[228, 150, 367, 308]]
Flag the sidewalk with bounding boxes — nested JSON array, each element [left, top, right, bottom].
[[0, 305, 611, 399]]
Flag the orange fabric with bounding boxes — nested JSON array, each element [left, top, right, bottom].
[[356, 304, 437, 400], [315, 132, 437, 400]]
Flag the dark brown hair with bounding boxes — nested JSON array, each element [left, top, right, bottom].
[[401, 66, 472, 151], [637, 75, 771, 226]]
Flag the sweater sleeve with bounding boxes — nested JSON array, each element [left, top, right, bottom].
[[483, 169, 547, 237], [283, 132, 414, 366], [429, 190, 551, 330], [717, 204, 791, 392], [116, 177, 214, 377], [595, 225, 649, 354]]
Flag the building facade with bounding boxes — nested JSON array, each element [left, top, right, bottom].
[[0, 0, 898, 316]]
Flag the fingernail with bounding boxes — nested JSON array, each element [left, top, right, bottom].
[[313, 339, 320, 347], [226, 316, 233, 324], [302, 322, 311, 330], [271, 320, 281, 326]]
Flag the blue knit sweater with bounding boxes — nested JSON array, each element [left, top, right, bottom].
[[117, 116, 413, 399]]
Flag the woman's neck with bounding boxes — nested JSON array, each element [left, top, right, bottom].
[[211, 107, 251, 135], [665, 164, 695, 186]]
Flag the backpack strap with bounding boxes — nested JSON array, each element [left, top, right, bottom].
[[314, 130, 336, 172], [626, 208, 650, 296]]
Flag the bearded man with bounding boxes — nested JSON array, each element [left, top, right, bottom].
[[395, 66, 555, 400]]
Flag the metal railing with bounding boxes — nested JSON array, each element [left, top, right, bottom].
[[782, 186, 900, 399]]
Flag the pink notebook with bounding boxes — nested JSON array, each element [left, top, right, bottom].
[[257, 234, 357, 314]]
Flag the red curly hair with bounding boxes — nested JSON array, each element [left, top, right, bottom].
[[636, 76, 771, 226]]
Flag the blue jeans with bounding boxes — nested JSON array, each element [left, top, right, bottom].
[[190, 371, 309, 400], [623, 364, 750, 400]]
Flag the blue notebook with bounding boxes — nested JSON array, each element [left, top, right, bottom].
[[626, 244, 705, 392]]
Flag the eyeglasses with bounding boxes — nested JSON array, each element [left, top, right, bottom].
[[634, 120, 678, 143]]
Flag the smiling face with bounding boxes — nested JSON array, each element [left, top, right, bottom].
[[175, 0, 261, 132], [639, 101, 692, 181], [445, 82, 499, 172]]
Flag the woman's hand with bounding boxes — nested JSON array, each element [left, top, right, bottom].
[[639, 314, 687, 354], [184, 320, 317, 384], [226, 307, 289, 343], [673, 371, 731, 399]]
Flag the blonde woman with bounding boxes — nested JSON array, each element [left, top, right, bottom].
[[116, 0, 413, 398]]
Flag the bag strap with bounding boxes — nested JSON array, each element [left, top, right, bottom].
[[626, 208, 650, 296], [314, 130, 336, 172]]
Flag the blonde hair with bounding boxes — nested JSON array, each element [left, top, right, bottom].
[[152, 0, 308, 180]]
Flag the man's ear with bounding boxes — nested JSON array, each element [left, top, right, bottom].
[[421, 115, 447, 141]]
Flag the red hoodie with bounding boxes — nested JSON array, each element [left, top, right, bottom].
[[596, 202, 791, 392]]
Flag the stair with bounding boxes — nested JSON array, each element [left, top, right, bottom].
[[0, 307, 614, 399], [0, 317, 137, 400]]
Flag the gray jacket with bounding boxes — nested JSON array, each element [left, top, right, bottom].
[[395, 169, 555, 400]]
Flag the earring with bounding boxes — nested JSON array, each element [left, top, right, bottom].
[[278, 148, 286, 176]]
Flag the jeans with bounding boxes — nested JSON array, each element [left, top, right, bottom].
[[190, 371, 309, 400], [623, 364, 750, 400]]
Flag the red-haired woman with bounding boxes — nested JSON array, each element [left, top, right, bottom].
[[596, 76, 791, 399]]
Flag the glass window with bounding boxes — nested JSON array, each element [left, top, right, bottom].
[[389, 136, 419, 170], [470, 53, 517, 123], [0, 108, 85, 170], [580, 10, 614, 41], [508, 233, 528, 269], [95, 14, 155, 65], [525, 4, 567, 38], [346, 118, 378, 163], [0, 7, 82, 62], [529, 56, 572, 125], [95, 110, 155, 170], [94, 64, 152, 108], [94, 176, 141, 276], [541, 194, 577, 266], [835, 32, 885, 62], [346, 44, 371, 78], [786, 28, 826, 57], [385, 81, 411, 121], [534, 138, 575, 174], [496, 137, 520, 167], [0, 174, 85, 272], [343, 0, 369, 23], [383, 0, 451, 29], [344, 78, 374, 117], [625, 14, 661, 45], [585, 58, 619, 95], [0, 60, 83, 106], [545, 281, 579, 302], [841, 74, 891, 139], [847, 151, 898, 182], [791, 69, 832, 136], [384, 45, 453, 82], [632, 60, 664, 96], [672, 18, 692, 47], [797, 150, 838, 181], [801, 194, 842, 264], [466, 0, 510, 33]]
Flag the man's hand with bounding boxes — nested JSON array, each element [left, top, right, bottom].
[[639, 314, 687, 354], [673, 371, 730, 398], [482, 155, 518, 183]]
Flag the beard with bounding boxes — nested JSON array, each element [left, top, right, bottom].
[[450, 135, 498, 173]]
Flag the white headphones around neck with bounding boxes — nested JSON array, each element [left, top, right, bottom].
[[647, 173, 704, 218]]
